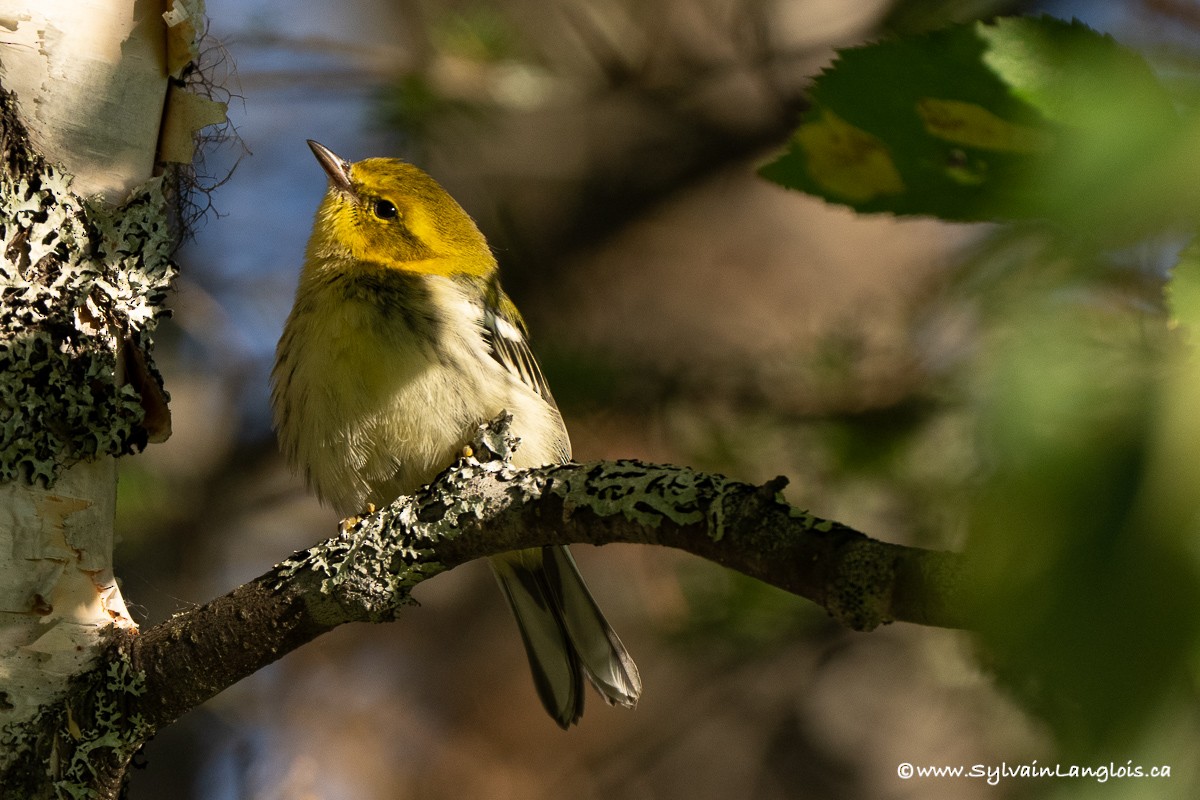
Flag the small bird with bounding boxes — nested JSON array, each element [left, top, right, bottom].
[[271, 140, 641, 727]]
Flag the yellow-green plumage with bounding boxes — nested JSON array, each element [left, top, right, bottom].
[[270, 141, 640, 727]]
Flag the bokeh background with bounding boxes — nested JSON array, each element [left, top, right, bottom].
[[116, 1, 1200, 797]]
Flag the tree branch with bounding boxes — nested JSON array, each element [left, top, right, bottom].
[[127, 452, 969, 735], [2, 446, 967, 794]]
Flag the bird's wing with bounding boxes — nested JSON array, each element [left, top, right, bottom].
[[481, 290, 557, 408]]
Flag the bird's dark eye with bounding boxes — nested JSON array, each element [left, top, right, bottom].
[[373, 199, 398, 220]]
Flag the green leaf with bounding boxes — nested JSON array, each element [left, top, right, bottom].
[[761, 16, 1181, 225], [965, 297, 1200, 751], [1168, 237, 1200, 334]]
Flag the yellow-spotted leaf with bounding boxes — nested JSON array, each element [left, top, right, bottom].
[[791, 111, 905, 202], [761, 16, 1181, 227]]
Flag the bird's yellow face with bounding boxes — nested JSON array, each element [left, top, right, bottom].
[[307, 141, 496, 278]]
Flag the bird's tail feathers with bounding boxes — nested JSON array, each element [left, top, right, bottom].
[[541, 545, 641, 708], [490, 546, 641, 728]]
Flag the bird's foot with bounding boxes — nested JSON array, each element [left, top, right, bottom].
[[339, 502, 377, 534]]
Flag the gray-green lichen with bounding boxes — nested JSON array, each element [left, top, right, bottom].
[[0, 93, 176, 486], [53, 657, 149, 799], [789, 505, 835, 533], [548, 459, 734, 540], [275, 456, 525, 623], [275, 416, 529, 622], [274, 495, 446, 624], [273, 414, 742, 621], [1, 648, 150, 799], [825, 540, 894, 632]]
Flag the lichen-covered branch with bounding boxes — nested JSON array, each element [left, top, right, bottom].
[[125, 452, 969, 738], [0, 418, 968, 795]]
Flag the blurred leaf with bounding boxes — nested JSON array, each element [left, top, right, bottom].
[[965, 296, 1200, 752], [1168, 236, 1200, 334], [375, 6, 527, 139], [760, 16, 1184, 233], [433, 4, 522, 63], [820, 398, 936, 476], [1148, 236, 1200, 563], [376, 73, 487, 140]]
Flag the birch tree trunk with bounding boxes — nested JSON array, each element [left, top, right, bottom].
[[0, 1, 217, 795]]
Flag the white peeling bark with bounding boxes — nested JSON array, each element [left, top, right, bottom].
[[0, 0, 168, 203], [0, 0, 210, 780], [0, 459, 127, 721]]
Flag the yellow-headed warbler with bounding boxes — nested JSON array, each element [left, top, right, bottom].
[[270, 141, 641, 727]]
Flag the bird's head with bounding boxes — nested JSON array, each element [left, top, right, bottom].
[[306, 140, 496, 278]]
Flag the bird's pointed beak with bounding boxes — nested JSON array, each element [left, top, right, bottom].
[[307, 140, 354, 196]]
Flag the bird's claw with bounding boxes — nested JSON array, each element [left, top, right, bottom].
[[339, 502, 377, 534]]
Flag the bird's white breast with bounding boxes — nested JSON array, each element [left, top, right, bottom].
[[273, 273, 568, 517]]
